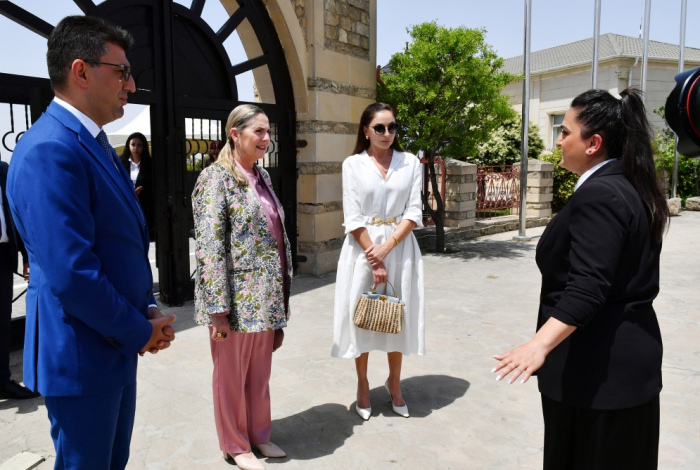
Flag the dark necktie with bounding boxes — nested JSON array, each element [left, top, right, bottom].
[[96, 130, 119, 170], [96, 130, 146, 229]]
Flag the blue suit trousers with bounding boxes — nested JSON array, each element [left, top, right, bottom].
[[45, 383, 137, 470]]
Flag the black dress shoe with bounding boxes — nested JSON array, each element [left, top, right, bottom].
[[0, 379, 41, 400]]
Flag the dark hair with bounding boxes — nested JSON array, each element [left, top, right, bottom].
[[119, 132, 150, 163], [209, 140, 224, 154], [352, 102, 404, 155], [570, 88, 669, 242], [47, 16, 134, 91]]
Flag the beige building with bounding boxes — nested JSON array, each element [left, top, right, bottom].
[[503, 33, 700, 149]]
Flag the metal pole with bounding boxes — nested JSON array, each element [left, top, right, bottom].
[[640, 0, 652, 100], [592, 0, 602, 89], [672, 0, 687, 198], [516, 0, 532, 240]]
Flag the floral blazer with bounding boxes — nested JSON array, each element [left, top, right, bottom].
[[192, 164, 292, 332]]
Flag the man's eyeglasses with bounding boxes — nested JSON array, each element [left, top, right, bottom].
[[370, 122, 399, 135], [84, 61, 132, 82]]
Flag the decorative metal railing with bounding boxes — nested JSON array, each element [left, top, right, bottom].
[[476, 165, 521, 219], [1, 102, 32, 162]]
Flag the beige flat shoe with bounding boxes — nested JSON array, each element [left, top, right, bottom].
[[255, 441, 286, 458], [222, 452, 265, 470]]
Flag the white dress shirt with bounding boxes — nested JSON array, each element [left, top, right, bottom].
[[574, 159, 618, 192], [0, 184, 8, 243], [53, 97, 101, 138], [129, 158, 140, 187]]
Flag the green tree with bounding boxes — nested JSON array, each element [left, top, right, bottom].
[[377, 22, 518, 252], [652, 106, 700, 202], [538, 148, 578, 212], [474, 114, 545, 166]]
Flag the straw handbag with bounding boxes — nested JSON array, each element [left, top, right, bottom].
[[353, 281, 404, 334]]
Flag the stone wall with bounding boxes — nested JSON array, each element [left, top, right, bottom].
[[323, 0, 371, 60]]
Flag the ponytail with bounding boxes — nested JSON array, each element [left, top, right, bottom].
[[571, 88, 669, 242]]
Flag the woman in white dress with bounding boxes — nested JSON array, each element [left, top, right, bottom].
[[332, 102, 425, 421]]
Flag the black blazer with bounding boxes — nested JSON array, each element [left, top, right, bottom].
[[120, 155, 154, 232], [535, 159, 662, 410], [0, 161, 27, 269]]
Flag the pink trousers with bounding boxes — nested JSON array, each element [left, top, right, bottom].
[[209, 328, 275, 454]]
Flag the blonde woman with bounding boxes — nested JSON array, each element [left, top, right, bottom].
[[192, 104, 292, 470], [332, 102, 425, 421]]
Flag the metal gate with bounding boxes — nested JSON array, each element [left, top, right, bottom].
[[0, 0, 297, 306]]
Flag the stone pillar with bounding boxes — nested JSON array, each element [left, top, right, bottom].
[[514, 159, 554, 217], [295, 0, 378, 275], [438, 158, 477, 228]]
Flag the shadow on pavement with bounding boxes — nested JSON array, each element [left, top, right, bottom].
[[267, 374, 469, 462], [424, 239, 537, 263], [0, 395, 44, 414]]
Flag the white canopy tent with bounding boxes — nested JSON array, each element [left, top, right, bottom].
[[106, 105, 151, 151]]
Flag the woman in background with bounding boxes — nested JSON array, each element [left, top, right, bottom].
[[119, 132, 155, 238]]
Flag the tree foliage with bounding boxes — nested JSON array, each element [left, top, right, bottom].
[[474, 114, 545, 166], [377, 22, 519, 159], [652, 107, 699, 203], [538, 148, 578, 213], [377, 22, 518, 251]]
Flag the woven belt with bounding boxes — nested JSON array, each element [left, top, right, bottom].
[[368, 217, 397, 226]]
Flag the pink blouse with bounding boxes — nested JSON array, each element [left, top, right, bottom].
[[236, 160, 286, 276]]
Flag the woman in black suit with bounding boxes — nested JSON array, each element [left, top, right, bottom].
[[119, 132, 155, 239], [493, 88, 669, 469]]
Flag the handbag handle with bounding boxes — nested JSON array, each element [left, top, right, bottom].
[[370, 281, 399, 298]]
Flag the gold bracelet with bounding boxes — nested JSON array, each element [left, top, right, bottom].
[[392, 235, 400, 246]]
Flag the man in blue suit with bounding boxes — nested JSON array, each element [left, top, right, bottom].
[[7, 16, 176, 469]]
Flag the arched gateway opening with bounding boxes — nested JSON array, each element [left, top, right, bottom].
[[0, 0, 297, 306]]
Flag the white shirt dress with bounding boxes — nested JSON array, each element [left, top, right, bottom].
[[331, 150, 426, 358]]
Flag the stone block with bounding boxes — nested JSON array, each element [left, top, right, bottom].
[[325, 11, 339, 26], [297, 248, 342, 275], [513, 159, 554, 172], [527, 202, 551, 210], [339, 16, 354, 32], [347, 32, 362, 47], [525, 193, 553, 203], [685, 196, 700, 211], [298, 174, 342, 204], [324, 24, 338, 40], [442, 158, 477, 175], [444, 218, 476, 228], [526, 207, 552, 217], [338, 28, 348, 43], [0, 453, 45, 470], [668, 197, 681, 216], [444, 200, 476, 212], [355, 21, 370, 37], [297, 210, 344, 243], [526, 178, 554, 188]]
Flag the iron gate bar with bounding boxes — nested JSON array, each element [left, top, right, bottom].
[[73, 0, 98, 15], [190, 0, 206, 17], [217, 6, 247, 41], [0, 1, 54, 38], [230, 55, 269, 77]]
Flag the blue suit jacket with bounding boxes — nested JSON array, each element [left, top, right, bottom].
[[7, 101, 155, 397]]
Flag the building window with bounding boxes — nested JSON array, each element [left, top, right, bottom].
[[551, 114, 565, 149]]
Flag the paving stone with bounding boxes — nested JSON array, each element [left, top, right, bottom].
[[3, 214, 700, 468]]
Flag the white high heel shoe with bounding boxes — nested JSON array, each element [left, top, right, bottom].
[[385, 379, 409, 418], [355, 394, 372, 421]]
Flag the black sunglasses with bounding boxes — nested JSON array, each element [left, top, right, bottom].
[[370, 122, 399, 135], [84, 61, 132, 82]]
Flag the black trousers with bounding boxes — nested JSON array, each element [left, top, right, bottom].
[[542, 394, 660, 470], [0, 242, 14, 383]]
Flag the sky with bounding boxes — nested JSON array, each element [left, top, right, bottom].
[[1, 0, 698, 160]]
